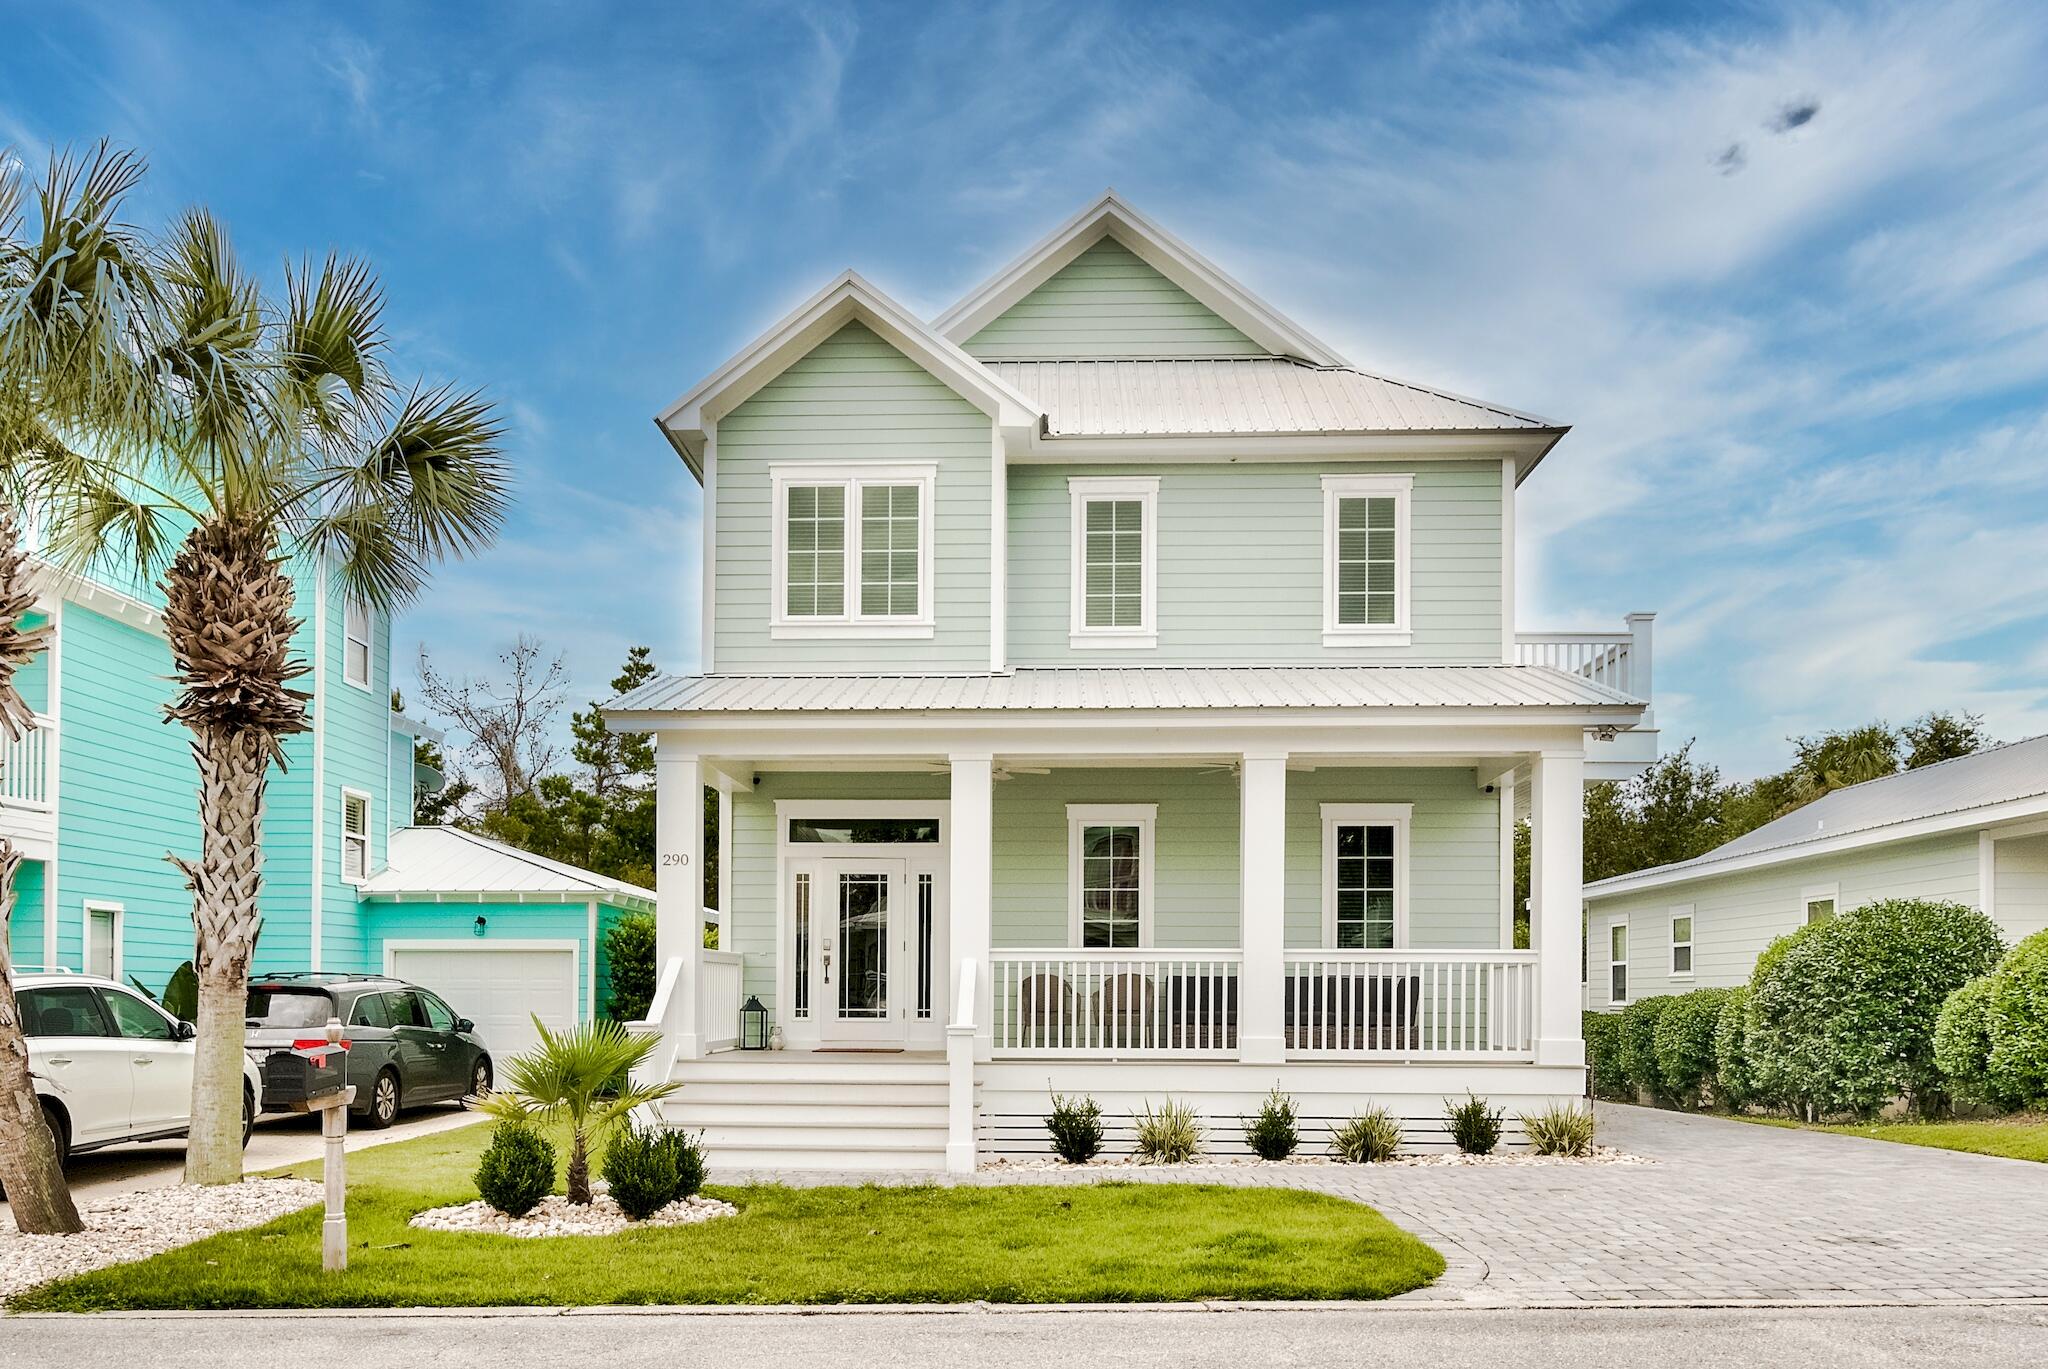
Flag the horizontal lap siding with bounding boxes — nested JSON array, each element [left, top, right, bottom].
[[314, 570, 394, 976], [1992, 833, 2048, 942], [963, 239, 1264, 360], [7, 858, 46, 967], [1585, 831, 1984, 1009], [1006, 461, 1502, 664], [713, 322, 991, 671]]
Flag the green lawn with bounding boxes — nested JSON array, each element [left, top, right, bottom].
[[13, 1121, 1442, 1310], [1733, 1114, 2048, 1163]]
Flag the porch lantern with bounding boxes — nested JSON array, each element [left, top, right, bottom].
[[739, 995, 771, 1051]]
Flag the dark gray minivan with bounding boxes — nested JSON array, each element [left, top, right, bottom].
[[244, 974, 492, 1128]]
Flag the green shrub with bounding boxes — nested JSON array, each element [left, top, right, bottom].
[[1518, 1104, 1595, 1156], [1444, 1092, 1504, 1155], [1985, 929, 2048, 1107], [474, 1120, 556, 1217], [1934, 975, 2013, 1110], [1582, 1010, 1630, 1100], [1243, 1087, 1299, 1161], [655, 1128, 707, 1200], [1713, 986, 1759, 1110], [162, 961, 198, 1023], [1654, 987, 1732, 1106], [1748, 898, 2004, 1118], [601, 1121, 680, 1220], [1044, 1092, 1105, 1164], [1133, 1098, 1203, 1164], [1329, 1107, 1403, 1162], [603, 910, 657, 1021], [1617, 996, 1674, 1099]]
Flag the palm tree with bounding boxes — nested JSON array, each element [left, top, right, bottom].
[[482, 1018, 680, 1204], [0, 143, 165, 1234], [27, 187, 508, 1184]]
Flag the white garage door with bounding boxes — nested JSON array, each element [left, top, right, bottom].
[[387, 945, 578, 1064]]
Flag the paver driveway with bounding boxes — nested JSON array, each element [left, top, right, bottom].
[[723, 1105, 2048, 1305]]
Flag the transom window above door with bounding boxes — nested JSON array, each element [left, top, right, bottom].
[[1321, 474, 1412, 647], [1067, 804, 1155, 947], [771, 464, 936, 638], [1320, 803, 1411, 949], [1069, 477, 1157, 648]]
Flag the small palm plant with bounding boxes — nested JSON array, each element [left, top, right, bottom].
[[481, 1017, 680, 1204]]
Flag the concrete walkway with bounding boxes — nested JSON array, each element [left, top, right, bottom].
[[719, 1104, 2048, 1305]]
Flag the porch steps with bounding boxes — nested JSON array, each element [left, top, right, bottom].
[[659, 1054, 952, 1171]]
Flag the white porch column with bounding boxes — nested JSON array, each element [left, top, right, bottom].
[[948, 754, 994, 1060], [1530, 750, 1585, 1068], [655, 738, 705, 1060], [1238, 752, 1288, 1064]]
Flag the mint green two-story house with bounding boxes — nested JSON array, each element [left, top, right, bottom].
[[608, 194, 1659, 1170], [2, 540, 649, 1068]]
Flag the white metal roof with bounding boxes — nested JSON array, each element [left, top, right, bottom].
[[358, 826, 654, 908], [607, 665, 1642, 716], [987, 358, 1559, 438], [1586, 734, 2048, 898]]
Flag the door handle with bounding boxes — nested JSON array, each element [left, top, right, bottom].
[[134, 1057, 155, 1066], [48, 1056, 73, 1066]]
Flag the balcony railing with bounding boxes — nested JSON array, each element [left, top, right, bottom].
[[991, 949, 1242, 1057], [1282, 949, 1537, 1060], [701, 946, 744, 1051], [0, 714, 54, 810], [1516, 613, 1654, 701]]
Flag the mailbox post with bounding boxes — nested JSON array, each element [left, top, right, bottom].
[[264, 1017, 354, 1272]]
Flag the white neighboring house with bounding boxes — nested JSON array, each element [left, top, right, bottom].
[[607, 192, 1661, 1170], [1583, 735, 2048, 1011]]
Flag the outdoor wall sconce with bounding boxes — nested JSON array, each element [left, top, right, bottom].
[[473, 915, 487, 937]]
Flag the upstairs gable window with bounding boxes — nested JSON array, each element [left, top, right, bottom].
[[341, 788, 371, 883], [1068, 476, 1157, 648], [1322, 474, 1412, 646], [772, 465, 935, 638]]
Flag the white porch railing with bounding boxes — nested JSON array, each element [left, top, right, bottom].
[[701, 949, 744, 1051], [1516, 614, 1653, 701], [0, 713, 54, 809], [1283, 950, 1537, 1060], [627, 953, 685, 1091], [991, 949, 1242, 1057]]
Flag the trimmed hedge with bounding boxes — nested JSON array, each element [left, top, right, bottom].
[[1653, 987, 1732, 1105], [1933, 974, 2014, 1110], [1938, 929, 2048, 1109], [1748, 898, 2003, 1118], [1713, 986, 1758, 1109], [1617, 996, 1674, 1099], [1582, 1011, 1629, 1101]]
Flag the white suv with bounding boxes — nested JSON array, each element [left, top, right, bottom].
[[17, 971, 261, 1162]]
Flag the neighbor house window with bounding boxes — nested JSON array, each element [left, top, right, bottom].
[[1803, 885, 1838, 925], [343, 600, 373, 688], [1067, 804, 1155, 947], [1608, 920, 1629, 1004], [1068, 477, 1157, 647], [341, 789, 371, 883], [1322, 474, 1412, 645], [772, 465, 935, 636], [1670, 907, 1694, 977], [84, 901, 121, 980], [1321, 804, 1411, 948]]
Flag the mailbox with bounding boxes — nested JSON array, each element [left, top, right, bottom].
[[263, 1039, 350, 1112]]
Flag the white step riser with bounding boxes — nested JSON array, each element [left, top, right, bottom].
[[665, 1103, 949, 1129], [688, 1124, 950, 1152], [671, 1067, 948, 1088], [672, 1081, 949, 1107]]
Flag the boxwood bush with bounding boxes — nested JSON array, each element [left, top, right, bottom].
[[1933, 974, 2016, 1110], [1582, 1011, 1629, 1101], [1653, 987, 1731, 1106], [1616, 996, 1674, 1099], [475, 1120, 556, 1217], [1986, 929, 2048, 1105], [1747, 898, 2003, 1118], [1713, 986, 1759, 1110]]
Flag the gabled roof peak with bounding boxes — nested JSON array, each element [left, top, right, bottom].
[[932, 192, 1348, 367]]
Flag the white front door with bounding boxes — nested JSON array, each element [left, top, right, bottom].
[[809, 857, 906, 1045]]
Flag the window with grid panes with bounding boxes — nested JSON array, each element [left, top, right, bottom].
[[859, 484, 920, 617], [1082, 498, 1144, 629], [1333, 823, 1396, 948], [784, 484, 846, 617], [1079, 824, 1143, 948], [1335, 495, 1398, 627]]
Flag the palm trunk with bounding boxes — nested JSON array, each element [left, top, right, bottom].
[[566, 1127, 591, 1204], [161, 518, 311, 1187]]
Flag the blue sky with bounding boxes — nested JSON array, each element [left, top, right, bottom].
[[6, 0, 2046, 778]]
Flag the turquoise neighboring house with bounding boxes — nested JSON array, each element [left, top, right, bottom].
[[1, 541, 650, 1062]]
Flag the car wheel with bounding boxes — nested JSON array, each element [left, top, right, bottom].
[[40, 1100, 70, 1168], [242, 1084, 256, 1148], [459, 1058, 492, 1108], [362, 1068, 400, 1130]]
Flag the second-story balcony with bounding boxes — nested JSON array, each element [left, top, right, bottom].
[[1517, 613, 1658, 779], [0, 713, 57, 857]]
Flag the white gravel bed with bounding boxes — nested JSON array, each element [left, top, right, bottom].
[[0, 1178, 321, 1300], [408, 1191, 736, 1238], [986, 1144, 1647, 1170]]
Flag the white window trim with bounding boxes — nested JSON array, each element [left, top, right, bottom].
[[1067, 476, 1158, 649], [1066, 803, 1156, 947], [1319, 802, 1413, 949], [1802, 882, 1840, 924], [83, 899, 123, 981], [1669, 903, 1695, 980], [1321, 473, 1413, 648], [769, 463, 937, 639], [1607, 915, 1630, 1007], [342, 599, 373, 690], [341, 786, 373, 886]]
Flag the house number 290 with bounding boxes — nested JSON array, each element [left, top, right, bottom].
[[660, 853, 690, 866]]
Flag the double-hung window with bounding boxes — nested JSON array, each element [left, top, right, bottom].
[[1321, 804, 1410, 949], [1669, 906, 1694, 978], [341, 788, 371, 883], [772, 465, 936, 637], [1608, 920, 1629, 1005], [1322, 474, 1411, 646], [343, 600, 373, 688], [1067, 804, 1154, 947], [1068, 477, 1157, 648]]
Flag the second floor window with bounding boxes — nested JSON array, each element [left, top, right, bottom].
[[1068, 476, 1157, 647], [1322, 473, 1412, 645], [341, 789, 370, 882], [773, 466, 935, 636], [344, 600, 373, 688]]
